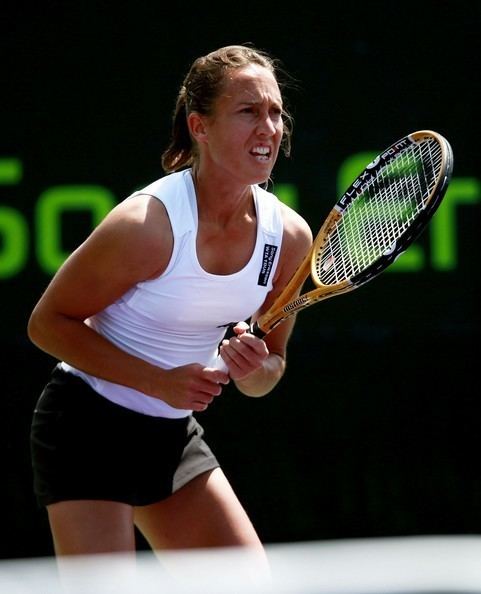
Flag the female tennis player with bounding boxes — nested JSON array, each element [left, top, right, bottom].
[[28, 44, 312, 556]]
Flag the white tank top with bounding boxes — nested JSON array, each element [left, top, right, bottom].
[[62, 169, 284, 417]]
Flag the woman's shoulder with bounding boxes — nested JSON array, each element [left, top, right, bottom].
[[83, 192, 173, 279], [132, 170, 191, 203], [112, 169, 193, 236], [107, 192, 170, 236], [279, 201, 313, 252]]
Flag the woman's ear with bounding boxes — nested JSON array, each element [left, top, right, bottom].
[[187, 112, 208, 144]]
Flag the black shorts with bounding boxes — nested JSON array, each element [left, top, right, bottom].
[[30, 365, 219, 507]]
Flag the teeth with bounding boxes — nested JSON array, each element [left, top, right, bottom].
[[252, 146, 270, 160]]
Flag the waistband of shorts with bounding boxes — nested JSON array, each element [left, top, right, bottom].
[[46, 364, 191, 426]]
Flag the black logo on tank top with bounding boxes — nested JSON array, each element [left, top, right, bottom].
[[258, 244, 278, 286]]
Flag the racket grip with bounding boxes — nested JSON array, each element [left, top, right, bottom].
[[213, 322, 266, 372]]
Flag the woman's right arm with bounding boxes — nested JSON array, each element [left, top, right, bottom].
[[28, 195, 228, 411]]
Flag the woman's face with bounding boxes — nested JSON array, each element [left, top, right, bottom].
[[194, 64, 284, 186]]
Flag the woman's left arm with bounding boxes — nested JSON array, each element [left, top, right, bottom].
[[220, 204, 313, 397]]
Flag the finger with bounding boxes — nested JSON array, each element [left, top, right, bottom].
[[221, 343, 256, 374], [231, 335, 267, 361], [193, 392, 216, 410], [238, 334, 269, 359], [233, 321, 250, 336], [192, 402, 209, 412], [203, 367, 230, 385]]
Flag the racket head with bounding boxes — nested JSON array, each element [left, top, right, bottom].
[[311, 130, 453, 291], [253, 130, 453, 338]]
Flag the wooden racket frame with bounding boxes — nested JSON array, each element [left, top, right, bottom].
[[252, 130, 453, 338], [252, 208, 351, 337]]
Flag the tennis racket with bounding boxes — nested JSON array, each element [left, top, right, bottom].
[[216, 129, 453, 368]]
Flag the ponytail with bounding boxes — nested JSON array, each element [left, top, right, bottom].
[[161, 87, 195, 173]]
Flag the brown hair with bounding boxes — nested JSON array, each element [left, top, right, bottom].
[[161, 45, 293, 173]]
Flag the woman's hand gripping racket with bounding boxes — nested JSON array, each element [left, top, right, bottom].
[[216, 130, 453, 371]]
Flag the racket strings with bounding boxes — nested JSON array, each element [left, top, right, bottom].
[[316, 138, 443, 284]]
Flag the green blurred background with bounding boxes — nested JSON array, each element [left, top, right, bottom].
[[2, 1, 480, 558]]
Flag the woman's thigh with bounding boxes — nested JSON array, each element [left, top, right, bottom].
[[47, 500, 136, 556], [134, 468, 263, 551]]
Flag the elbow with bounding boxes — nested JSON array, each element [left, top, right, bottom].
[[27, 306, 53, 352], [27, 309, 43, 348], [235, 374, 282, 398], [237, 386, 273, 398]]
